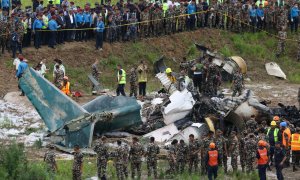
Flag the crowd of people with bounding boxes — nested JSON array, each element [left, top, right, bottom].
[[43, 115, 300, 180], [0, 0, 299, 58]]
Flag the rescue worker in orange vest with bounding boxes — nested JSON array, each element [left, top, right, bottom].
[[280, 121, 291, 167], [205, 143, 220, 180], [61, 76, 71, 96], [291, 127, 300, 172], [256, 140, 269, 180]]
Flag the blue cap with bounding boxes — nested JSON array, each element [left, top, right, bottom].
[[280, 122, 287, 127]]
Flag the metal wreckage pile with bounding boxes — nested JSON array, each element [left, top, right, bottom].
[[19, 44, 300, 152]]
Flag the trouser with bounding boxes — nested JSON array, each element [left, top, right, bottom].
[[193, 74, 202, 92], [41, 30, 48, 45], [257, 17, 264, 30], [22, 29, 31, 47], [250, 16, 257, 33], [96, 32, 103, 49], [34, 29, 41, 48], [188, 14, 196, 30], [76, 25, 84, 41], [49, 31, 57, 47], [67, 26, 75, 41], [11, 42, 22, 58], [147, 160, 157, 178], [292, 151, 300, 167], [84, 24, 90, 41], [57, 29, 64, 44], [258, 164, 267, 180], [97, 159, 107, 178], [285, 147, 291, 166], [270, 146, 275, 164], [223, 155, 228, 173], [116, 163, 125, 180], [291, 17, 299, 32], [188, 155, 198, 173], [131, 161, 141, 178], [130, 83, 137, 97], [207, 165, 218, 180], [275, 165, 284, 180], [116, 84, 126, 96], [138, 82, 146, 96], [72, 170, 82, 180]]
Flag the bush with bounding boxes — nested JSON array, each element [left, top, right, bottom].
[[0, 142, 50, 180]]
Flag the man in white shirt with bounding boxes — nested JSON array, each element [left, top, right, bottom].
[[40, 60, 48, 77], [13, 54, 22, 73]]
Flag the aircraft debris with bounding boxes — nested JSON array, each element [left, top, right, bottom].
[[265, 62, 287, 79]]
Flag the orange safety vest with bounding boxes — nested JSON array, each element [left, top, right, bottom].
[[257, 148, 268, 165], [61, 82, 70, 95], [291, 133, 300, 151], [208, 150, 218, 166], [282, 128, 291, 147]]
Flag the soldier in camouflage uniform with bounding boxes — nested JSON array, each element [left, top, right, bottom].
[[179, 4, 187, 31], [113, 140, 127, 180], [140, 7, 150, 38], [129, 137, 144, 179], [233, 3, 242, 33], [205, 57, 219, 97], [168, 139, 178, 174], [232, 69, 244, 97], [53, 64, 64, 88], [214, 129, 228, 172], [229, 131, 239, 172], [129, 66, 137, 97], [218, 4, 224, 29], [153, 7, 163, 37], [146, 137, 160, 178], [108, 12, 117, 43], [239, 130, 248, 172], [227, 3, 234, 31], [165, 7, 173, 35], [93, 136, 109, 179], [115, 9, 123, 42], [246, 115, 258, 134], [176, 139, 188, 173], [245, 133, 257, 173], [44, 144, 57, 172], [276, 10, 287, 31], [208, 8, 216, 28], [72, 145, 83, 180], [123, 144, 130, 178], [188, 134, 200, 173], [201, 131, 214, 174], [197, 3, 205, 28], [0, 18, 8, 56], [276, 26, 287, 58]]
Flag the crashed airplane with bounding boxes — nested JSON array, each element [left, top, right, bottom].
[[19, 44, 299, 150]]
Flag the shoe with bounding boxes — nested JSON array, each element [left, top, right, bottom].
[[99, 48, 103, 51]]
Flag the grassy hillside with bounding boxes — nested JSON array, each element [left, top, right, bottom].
[[5, 29, 300, 94]]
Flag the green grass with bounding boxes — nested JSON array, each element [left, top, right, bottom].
[[35, 159, 259, 180]]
